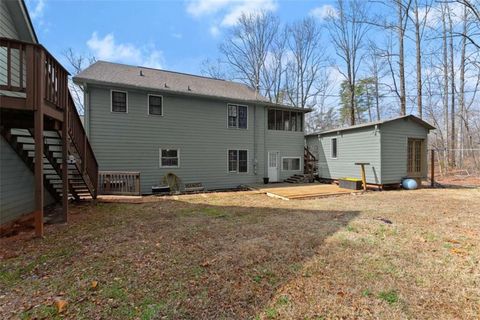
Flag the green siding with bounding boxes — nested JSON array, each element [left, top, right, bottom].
[[0, 136, 54, 224], [306, 118, 430, 185], [86, 85, 304, 193], [318, 127, 382, 183], [380, 118, 429, 184]]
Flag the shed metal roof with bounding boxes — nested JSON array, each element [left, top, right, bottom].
[[305, 115, 435, 137]]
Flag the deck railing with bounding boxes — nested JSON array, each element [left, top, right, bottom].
[[98, 171, 141, 195], [1, 37, 98, 198]]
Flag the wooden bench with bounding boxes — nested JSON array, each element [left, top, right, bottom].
[[184, 182, 205, 193]]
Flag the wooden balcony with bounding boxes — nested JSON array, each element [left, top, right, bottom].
[[0, 37, 98, 237]]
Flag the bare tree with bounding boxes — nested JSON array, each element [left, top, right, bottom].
[[447, 4, 457, 166], [261, 26, 288, 103], [219, 12, 279, 96], [410, 0, 432, 118], [395, 0, 412, 115], [201, 58, 229, 80], [285, 17, 327, 108], [63, 48, 96, 114], [327, 0, 370, 125]]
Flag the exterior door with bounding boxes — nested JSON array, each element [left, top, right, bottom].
[[407, 138, 424, 177], [268, 151, 279, 182]]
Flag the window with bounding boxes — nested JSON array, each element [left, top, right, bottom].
[[148, 94, 163, 115], [331, 138, 338, 159], [283, 111, 290, 131], [282, 157, 301, 171], [290, 112, 297, 131], [111, 90, 127, 112], [268, 109, 275, 130], [267, 108, 303, 132], [160, 149, 179, 168], [228, 149, 248, 173], [228, 104, 248, 129], [407, 138, 424, 174], [275, 109, 283, 130]]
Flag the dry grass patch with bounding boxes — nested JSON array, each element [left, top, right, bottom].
[[0, 188, 479, 319]]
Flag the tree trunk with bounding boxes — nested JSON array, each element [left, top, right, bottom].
[[442, 5, 449, 170], [459, 6, 467, 167], [398, 0, 406, 115], [448, 7, 456, 167], [414, 0, 422, 118]]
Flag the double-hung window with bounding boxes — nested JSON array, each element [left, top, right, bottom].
[[228, 149, 248, 173], [228, 104, 247, 129], [111, 90, 127, 113], [148, 94, 163, 115], [160, 149, 179, 168]]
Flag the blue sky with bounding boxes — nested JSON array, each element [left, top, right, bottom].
[[25, 0, 335, 75]]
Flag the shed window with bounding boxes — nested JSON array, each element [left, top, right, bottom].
[[282, 157, 301, 171], [228, 104, 247, 129], [160, 149, 179, 168], [148, 95, 163, 115], [111, 90, 127, 112], [228, 149, 248, 173], [331, 138, 338, 158]]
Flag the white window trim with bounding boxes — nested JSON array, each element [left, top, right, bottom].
[[227, 149, 249, 174], [110, 89, 128, 113], [331, 138, 338, 159], [226, 104, 248, 130], [147, 94, 164, 116], [281, 156, 302, 171], [159, 148, 180, 168]]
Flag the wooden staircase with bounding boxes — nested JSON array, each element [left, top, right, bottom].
[[1, 128, 95, 201], [0, 37, 98, 236]]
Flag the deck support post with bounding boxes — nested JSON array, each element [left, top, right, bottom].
[[34, 108, 44, 237], [61, 96, 69, 223], [33, 48, 45, 237], [430, 149, 435, 187]]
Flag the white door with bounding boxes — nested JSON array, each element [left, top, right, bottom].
[[268, 151, 279, 182]]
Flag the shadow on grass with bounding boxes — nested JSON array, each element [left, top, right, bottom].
[[0, 198, 359, 319]]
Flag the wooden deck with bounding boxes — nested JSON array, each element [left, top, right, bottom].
[[251, 183, 360, 200]]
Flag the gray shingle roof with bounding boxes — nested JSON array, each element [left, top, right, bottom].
[[73, 60, 270, 103], [305, 115, 435, 136]]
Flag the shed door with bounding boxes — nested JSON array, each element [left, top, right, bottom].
[[268, 151, 279, 182], [407, 138, 424, 177]]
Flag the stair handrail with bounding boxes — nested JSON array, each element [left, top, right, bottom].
[[67, 93, 98, 197]]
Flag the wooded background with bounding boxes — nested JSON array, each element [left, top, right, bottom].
[[200, 0, 480, 175]]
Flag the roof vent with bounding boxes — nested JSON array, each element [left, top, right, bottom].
[[187, 85, 192, 91], [164, 83, 168, 88], [139, 70, 144, 76]]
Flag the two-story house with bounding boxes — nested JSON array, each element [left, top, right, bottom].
[[74, 61, 311, 193]]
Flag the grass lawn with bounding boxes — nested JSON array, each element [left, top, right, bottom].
[[0, 188, 479, 319]]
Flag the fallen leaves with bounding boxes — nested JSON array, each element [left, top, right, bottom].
[[54, 299, 68, 313]]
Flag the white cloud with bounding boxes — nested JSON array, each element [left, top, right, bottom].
[[186, 0, 278, 34], [220, 0, 277, 27], [86, 32, 164, 69], [209, 25, 221, 37], [418, 2, 466, 28], [29, 0, 46, 20], [186, 0, 233, 17], [310, 4, 337, 21], [171, 32, 183, 39]]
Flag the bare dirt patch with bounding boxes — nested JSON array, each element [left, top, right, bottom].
[[1, 188, 479, 319]]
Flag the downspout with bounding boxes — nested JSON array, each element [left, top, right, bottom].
[[253, 104, 257, 175]]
